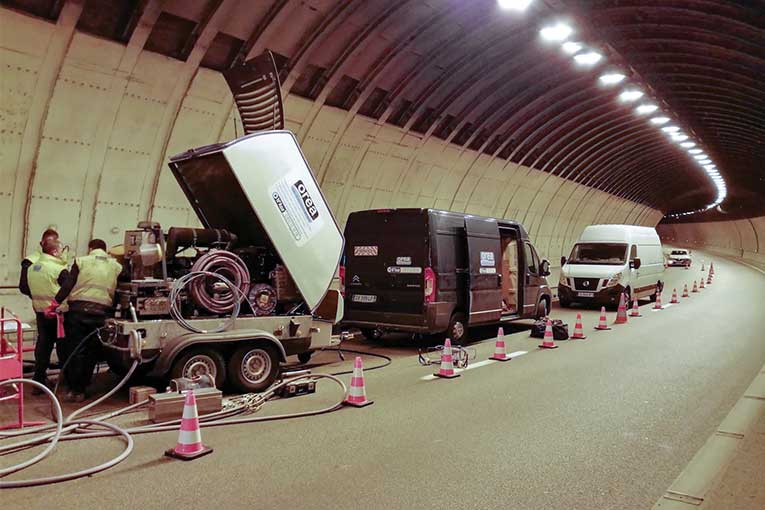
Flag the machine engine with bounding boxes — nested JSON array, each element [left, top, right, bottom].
[[115, 221, 303, 320]]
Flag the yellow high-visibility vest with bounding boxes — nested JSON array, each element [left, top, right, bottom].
[[27, 253, 67, 313], [69, 249, 122, 307], [24, 247, 42, 264]]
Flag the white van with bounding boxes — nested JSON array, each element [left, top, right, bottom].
[[558, 225, 665, 307]]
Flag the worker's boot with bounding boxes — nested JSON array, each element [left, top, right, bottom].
[[64, 390, 86, 403]]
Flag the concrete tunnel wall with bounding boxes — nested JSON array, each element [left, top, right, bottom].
[[0, 7, 663, 318], [658, 217, 765, 268]]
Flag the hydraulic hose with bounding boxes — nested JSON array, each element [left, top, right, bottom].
[[169, 271, 245, 333], [188, 250, 250, 313]]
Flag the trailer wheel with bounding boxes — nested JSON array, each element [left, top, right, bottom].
[[360, 327, 384, 341], [227, 343, 280, 393], [170, 346, 226, 389], [297, 351, 312, 364]]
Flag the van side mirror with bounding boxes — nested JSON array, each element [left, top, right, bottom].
[[560, 256, 567, 266], [540, 259, 550, 276], [630, 258, 641, 270]]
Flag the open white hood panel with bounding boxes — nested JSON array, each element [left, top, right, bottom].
[[169, 131, 344, 311]]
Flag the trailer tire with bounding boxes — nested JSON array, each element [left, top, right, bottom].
[[170, 346, 226, 389], [227, 343, 280, 393], [297, 351, 312, 364], [360, 328, 384, 341]]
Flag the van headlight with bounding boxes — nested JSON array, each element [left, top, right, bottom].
[[605, 273, 622, 287], [559, 274, 568, 287]]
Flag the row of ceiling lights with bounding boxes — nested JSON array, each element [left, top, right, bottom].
[[497, 1, 726, 218]]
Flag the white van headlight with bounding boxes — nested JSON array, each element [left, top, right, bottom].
[[559, 274, 568, 286], [605, 273, 622, 287]]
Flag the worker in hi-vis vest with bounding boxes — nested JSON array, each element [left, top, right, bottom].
[[56, 239, 123, 402], [19, 236, 70, 394]]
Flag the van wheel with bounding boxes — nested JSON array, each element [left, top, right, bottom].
[[170, 346, 226, 389], [360, 328, 384, 341], [535, 299, 549, 319], [446, 313, 468, 345], [227, 343, 280, 393], [649, 280, 664, 302]]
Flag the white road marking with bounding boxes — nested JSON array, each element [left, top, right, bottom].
[[420, 350, 529, 380]]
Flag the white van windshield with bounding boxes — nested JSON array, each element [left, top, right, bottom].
[[569, 243, 628, 265]]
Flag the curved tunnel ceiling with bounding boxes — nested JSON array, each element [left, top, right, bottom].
[[7, 0, 762, 221]]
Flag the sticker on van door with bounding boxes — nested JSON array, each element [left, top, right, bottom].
[[269, 173, 325, 247], [480, 251, 495, 267], [479, 267, 497, 274], [396, 256, 411, 265], [387, 266, 422, 274], [353, 246, 378, 256]]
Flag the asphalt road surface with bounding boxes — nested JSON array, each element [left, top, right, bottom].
[[3, 251, 764, 510]]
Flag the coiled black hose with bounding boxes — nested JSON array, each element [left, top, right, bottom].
[[189, 250, 250, 313]]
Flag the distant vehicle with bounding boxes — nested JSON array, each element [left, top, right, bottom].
[[667, 249, 692, 268], [340, 208, 553, 343], [558, 225, 665, 307]]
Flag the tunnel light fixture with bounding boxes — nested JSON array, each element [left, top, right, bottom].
[[635, 103, 658, 115], [498, 0, 534, 10], [671, 134, 689, 142], [688, 148, 703, 154], [698, 159, 712, 165], [540, 23, 574, 42], [693, 154, 707, 160], [561, 41, 583, 54], [650, 116, 670, 125], [598, 72, 626, 86], [661, 125, 680, 133], [618, 89, 643, 102], [680, 141, 696, 148], [573, 50, 603, 66]]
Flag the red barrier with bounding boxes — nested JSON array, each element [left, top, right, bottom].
[[0, 308, 45, 430]]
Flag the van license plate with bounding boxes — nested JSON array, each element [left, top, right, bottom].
[[577, 292, 594, 298], [352, 294, 377, 303]]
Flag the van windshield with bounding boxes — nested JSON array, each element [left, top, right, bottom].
[[568, 243, 628, 265]]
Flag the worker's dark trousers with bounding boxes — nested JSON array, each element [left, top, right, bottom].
[[64, 311, 106, 394], [33, 313, 63, 383]]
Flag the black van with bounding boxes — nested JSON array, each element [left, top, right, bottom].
[[340, 208, 552, 343]]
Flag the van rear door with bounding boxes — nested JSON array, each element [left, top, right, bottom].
[[465, 217, 502, 324], [344, 210, 428, 320]]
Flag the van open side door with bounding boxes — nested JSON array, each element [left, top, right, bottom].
[[465, 217, 503, 324]]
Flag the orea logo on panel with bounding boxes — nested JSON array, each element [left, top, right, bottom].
[[292, 180, 319, 221]]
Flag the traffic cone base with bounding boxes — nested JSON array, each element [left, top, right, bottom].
[[344, 356, 374, 407], [490, 353, 512, 361], [165, 391, 213, 461], [670, 289, 678, 304], [435, 371, 462, 378]]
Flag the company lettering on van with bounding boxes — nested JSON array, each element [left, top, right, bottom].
[[292, 180, 319, 221]]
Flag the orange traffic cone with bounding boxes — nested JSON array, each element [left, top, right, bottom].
[[701, 263, 706, 272], [344, 356, 374, 406], [692, 280, 699, 293], [682, 284, 689, 298], [699, 277, 705, 289], [706, 274, 712, 285], [434, 339, 460, 378], [653, 291, 663, 310], [710, 262, 715, 275], [629, 297, 642, 317], [594, 306, 611, 330], [571, 313, 587, 339], [670, 288, 678, 304], [614, 293, 628, 324], [490, 327, 511, 361], [539, 319, 558, 349], [165, 390, 213, 460]]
